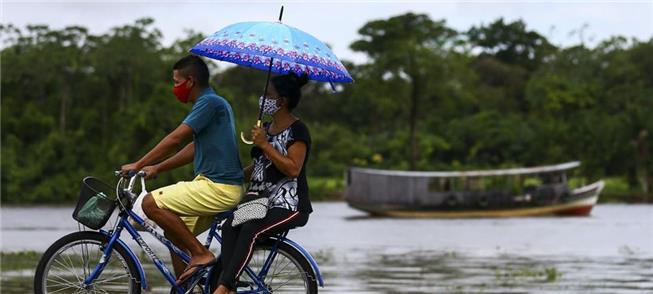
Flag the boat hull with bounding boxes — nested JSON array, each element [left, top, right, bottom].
[[347, 181, 604, 218]]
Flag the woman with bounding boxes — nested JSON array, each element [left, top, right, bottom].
[[213, 73, 312, 294]]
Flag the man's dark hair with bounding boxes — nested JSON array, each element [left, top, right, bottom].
[[173, 55, 210, 87], [271, 72, 309, 110]]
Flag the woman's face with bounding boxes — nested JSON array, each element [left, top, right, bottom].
[[265, 84, 285, 109]]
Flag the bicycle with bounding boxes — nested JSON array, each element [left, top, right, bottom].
[[34, 171, 323, 294]]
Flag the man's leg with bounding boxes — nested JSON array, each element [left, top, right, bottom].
[[164, 231, 188, 277], [145, 176, 241, 283], [142, 194, 214, 268]]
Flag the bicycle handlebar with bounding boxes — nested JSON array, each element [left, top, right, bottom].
[[114, 170, 146, 178], [114, 170, 147, 202]]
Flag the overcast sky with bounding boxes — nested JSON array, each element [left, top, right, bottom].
[[3, 1, 652, 64]]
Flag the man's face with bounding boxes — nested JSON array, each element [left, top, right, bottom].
[[172, 70, 192, 87]]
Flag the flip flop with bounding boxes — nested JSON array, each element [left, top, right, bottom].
[[176, 258, 218, 286]]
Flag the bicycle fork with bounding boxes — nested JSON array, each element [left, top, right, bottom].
[[81, 222, 126, 289], [81, 217, 188, 293]]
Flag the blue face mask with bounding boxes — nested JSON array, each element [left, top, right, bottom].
[[259, 96, 281, 115]]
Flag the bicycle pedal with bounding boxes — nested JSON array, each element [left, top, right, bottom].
[[181, 282, 203, 294], [183, 288, 201, 294], [170, 285, 199, 294], [235, 280, 252, 288]]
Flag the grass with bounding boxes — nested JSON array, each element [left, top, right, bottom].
[[308, 176, 345, 201], [495, 265, 562, 285], [0, 251, 41, 272]]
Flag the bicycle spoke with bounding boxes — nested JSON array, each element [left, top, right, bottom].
[[45, 278, 80, 290], [51, 258, 83, 281], [267, 256, 294, 288], [92, 288, 110, 294], [62, 253, 83, 281], [272, 257, 293, 276], [46, 283, 83, 294], [40, 237, 135, 294], [71, 246, 90, 284], [94, 273, 131, 284], [46, 270, 82, 283], [270, 275, 304, 289], [269, 269, 303, 290], [236, 243, 315, 294], [82, 240, 88, 278]]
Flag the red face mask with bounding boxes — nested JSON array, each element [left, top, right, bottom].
[[173, 79, 192, 103]]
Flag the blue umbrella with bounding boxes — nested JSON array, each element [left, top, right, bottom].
[[190, 7, 353, 143], [190, 24, 352, 83]]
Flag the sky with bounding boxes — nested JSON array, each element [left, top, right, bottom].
[[2, 1, 652, 64]]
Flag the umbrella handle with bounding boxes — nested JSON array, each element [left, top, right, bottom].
[[240, 132, 253, 145], [240, 120, 262, 145]]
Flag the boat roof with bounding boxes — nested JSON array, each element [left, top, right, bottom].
[[350, 161, 580, 178]]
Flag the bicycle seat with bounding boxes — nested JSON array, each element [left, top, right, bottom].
[[213, 210, 234, 221]]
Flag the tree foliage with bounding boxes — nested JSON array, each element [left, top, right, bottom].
[[1, 15, 651, 204]]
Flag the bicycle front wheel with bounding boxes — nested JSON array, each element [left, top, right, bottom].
[[34, 231, 141, 294], [209, 238, 318, 294]]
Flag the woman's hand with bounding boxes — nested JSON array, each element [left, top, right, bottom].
[[251, 125, 268, 148]]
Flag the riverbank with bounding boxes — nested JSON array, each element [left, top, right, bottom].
[[1, 176, 650, 205]]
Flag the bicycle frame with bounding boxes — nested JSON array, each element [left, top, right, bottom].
[[79, 173, 324, 294]]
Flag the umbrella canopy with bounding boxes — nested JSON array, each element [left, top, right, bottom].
[[190, 8, 352, 144], [190, 21, 353, 83]]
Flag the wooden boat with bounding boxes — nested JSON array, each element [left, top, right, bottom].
[[344, 161, 603, 218]]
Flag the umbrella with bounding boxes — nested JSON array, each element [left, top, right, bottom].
[[190, 6, 353, 144]]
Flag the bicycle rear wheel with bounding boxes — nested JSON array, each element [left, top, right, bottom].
[[34, 231, 141, 294], [208, 239, 318, 293]]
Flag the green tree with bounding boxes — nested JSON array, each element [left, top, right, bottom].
[[467, 18, 555, 71], [467, 18, 557, 113], [350, 13, 457, 170]]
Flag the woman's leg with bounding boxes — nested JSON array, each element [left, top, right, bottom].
[[213, 217, 240, 294], [218, 216, 239, 279], [217, 208, 308, 291]]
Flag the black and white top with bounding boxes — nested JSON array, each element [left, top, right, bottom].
[[248, 120, 312, 213]]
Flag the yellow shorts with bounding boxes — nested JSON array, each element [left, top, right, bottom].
[[151, 175, 242, 235]]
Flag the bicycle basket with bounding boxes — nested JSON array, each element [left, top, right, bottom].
[[72, 177, 117, 230]]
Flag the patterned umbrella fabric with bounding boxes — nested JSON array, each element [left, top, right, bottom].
[[190, 21, 353, 83]]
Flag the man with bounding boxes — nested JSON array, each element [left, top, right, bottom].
[[121, 55, 243, 282]]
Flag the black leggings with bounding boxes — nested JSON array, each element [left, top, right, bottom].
[[218, 208, 309, 290]]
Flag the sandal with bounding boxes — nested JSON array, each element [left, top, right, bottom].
[[176, 258, 218, 286]]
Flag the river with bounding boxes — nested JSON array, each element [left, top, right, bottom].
[[2, 203, 652, 293]]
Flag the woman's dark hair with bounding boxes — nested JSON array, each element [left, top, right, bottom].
[[173, 55, 210, 87], [271, 72, 309, 110]]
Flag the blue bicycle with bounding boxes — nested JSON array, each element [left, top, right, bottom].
[[34, 171, 323, 294]]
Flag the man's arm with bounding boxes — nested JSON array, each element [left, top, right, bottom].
[[121, 124, 194, 173], [140, 143, 194, 179], [155, 143, 195, 173]]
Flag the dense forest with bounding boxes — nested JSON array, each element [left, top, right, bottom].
[[2, 14, 651, 204]]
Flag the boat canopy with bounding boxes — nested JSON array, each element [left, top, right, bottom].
[[349, 161, 580, 178]]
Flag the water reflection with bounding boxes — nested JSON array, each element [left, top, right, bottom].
[[3, 246, 653, 293], [333, 249, 653, 293]]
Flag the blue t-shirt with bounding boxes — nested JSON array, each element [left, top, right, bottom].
[[182, 88, 243, 185]]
